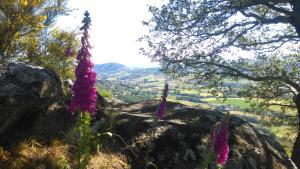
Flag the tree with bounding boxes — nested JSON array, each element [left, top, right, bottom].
[[0, 0, 68, 62], [0, 0, 80, 94], [141, 0, 300, 166], [39, 28, 80, 93]]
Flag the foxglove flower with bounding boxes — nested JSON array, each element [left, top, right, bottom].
[[213, 118, 229, 165], [156, 97, 167, 119], [156, 83, 168, 119], [70, 11, 97, 115], [217, 144, 229, 165]]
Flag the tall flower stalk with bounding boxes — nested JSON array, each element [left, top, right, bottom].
[[70, 11, 97, 115], [156, 83, 168, 119], [145, 83, 169, 168], [69, 11, 97, 169], [211, 117, 230, 168]]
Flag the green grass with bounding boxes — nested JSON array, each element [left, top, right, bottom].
[[180, 89, 199, 95], [203, 98, 251, 109], [199, 92, 212, 97], [96, 85, 112, 98], [203, 97, 294, 112], [167, 95, 177, 100], [222, 78, 250, 84], [168, 98, 200, 107], [168, 98, 213, 109], [175, 89, 212, 97]]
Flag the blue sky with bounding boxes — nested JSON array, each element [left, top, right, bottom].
[[56, 0, 163, 68]]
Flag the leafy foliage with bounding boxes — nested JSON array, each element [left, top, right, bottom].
[[0, 0, 69, 62], [0, 0, 79, 95], [40, 28, 79, 82], [75, 112, 92, 169]]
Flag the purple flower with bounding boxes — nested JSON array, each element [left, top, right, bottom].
[[70, 11, 97, 115], [217, 144, 229, 165], [65, 46, 72, 57], [156, 97, 167, 119], [156, 83, 169, 119], [213, 118, 229, 165]]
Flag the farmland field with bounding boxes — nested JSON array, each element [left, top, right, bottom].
[[203, 98, 251, 109]]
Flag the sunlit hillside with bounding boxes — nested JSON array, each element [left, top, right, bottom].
[[96, 63, 296, 156]]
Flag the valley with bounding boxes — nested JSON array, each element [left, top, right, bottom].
[[95, 63, 296, 156]]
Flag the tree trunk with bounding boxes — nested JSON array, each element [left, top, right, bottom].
[[291, 93, 300, 168]]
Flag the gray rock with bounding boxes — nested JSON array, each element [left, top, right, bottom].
[[183, 148, 196, 161], [206, 114, 217, 122], [0, 63, 63, 135], [224, 159, 243, 169]]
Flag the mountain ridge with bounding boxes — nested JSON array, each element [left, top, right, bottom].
[[94, 63, 128, 74], [95, 62, 161, 76]]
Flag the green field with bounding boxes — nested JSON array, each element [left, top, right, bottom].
[[203, 98, 251, 109], [96, 85, 112, 98], [179, 89, 199, 95]]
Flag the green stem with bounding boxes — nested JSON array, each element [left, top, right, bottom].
[[76, 112, 92, 169], [216, 164, 223, 169]]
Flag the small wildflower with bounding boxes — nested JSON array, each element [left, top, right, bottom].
[[156, 97, 167, 119], [65, 46, 72, 57]]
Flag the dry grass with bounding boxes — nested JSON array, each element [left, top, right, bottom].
[[0, 139, 70, 169], [88, 151, 130, 169], [0, 139, 130, 169]]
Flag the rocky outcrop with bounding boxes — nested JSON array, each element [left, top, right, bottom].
[[107, 100, 297, 169], [0, 63, 64, 137]]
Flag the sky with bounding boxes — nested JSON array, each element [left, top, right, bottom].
[[56, 0, 163, 68]]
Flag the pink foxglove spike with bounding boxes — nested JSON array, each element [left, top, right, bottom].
[[156, 97, 167, 119], [156, 83, 169, 119], [70, 11, 97, 115], [213, 118, 230, 166]]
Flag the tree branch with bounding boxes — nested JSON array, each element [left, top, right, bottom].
[[240, 10, 291, 24], [261, 1, 293, 16], [191, 58, 300, 92], [265, 102, 296, 108]]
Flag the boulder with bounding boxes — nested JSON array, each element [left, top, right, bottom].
[[0, 63, 64, 137], [108, 100, 296, 169]]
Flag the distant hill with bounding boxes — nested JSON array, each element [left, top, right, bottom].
[[95, 63, 161, 79], [95, 62, 164, 103], [94, 63, 128, 74]]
